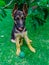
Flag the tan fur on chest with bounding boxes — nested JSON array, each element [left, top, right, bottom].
[[14, 31, 27, 38]]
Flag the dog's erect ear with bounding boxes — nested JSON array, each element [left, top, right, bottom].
[[12, 3, 18, 17], [23, 3, 28, 16]]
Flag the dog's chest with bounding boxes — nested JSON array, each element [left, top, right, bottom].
[[14, 32, 27, 37], [14, 28, 27, 37]]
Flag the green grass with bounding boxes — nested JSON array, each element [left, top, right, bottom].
[[0, 9, 49, 65]]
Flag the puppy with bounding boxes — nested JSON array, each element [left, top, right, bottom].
[[11, 3, 36, 56]]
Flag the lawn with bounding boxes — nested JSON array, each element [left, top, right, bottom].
[[0, 9, 49, 65]]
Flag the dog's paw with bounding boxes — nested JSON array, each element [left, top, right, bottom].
[[30, 47, 36, 53], [32, 48, 36, 53], [11, 39, 15, 43], [28, 45, 36, 53]]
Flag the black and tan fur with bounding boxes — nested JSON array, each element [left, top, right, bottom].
[[11, 3, 36, 56]]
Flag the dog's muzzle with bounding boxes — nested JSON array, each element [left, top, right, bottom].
[[14, 21, 24, 31]]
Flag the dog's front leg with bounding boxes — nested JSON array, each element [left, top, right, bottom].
[[20, 38, 23, 46], [28, 39, 32, 43], [15, 36, 21, 56], [24, 35, 36, 53]]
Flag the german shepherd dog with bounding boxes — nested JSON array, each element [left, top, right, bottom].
[[11, 3, 36, 56]]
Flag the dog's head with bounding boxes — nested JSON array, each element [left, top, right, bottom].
[[12, 3, 28, 31]]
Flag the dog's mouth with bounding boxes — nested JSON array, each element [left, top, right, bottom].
[[18, 27, 24, 31], [18, 27, 23, 30]]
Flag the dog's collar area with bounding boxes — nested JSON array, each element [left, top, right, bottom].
[[15, 28, 26, 33]]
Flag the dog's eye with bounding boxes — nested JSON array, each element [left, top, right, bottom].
[[17, 17, 19, 20]]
